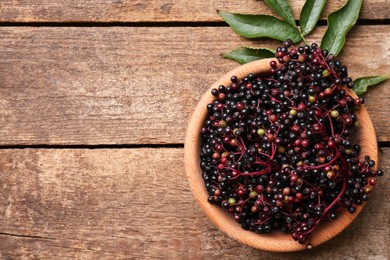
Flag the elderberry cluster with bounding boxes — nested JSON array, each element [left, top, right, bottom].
[[200, 40, 384, 245]]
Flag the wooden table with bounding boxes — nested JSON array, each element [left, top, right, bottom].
[[0, 1, 389, 259]]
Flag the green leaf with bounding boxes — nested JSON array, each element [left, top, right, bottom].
[[300, 0, 326, 36], [263, 0, 296, 26], [320, 0, 362, 56], [223, 46, 275, 64], [219, 11, 302, 43], [353, 76, 388, 95]]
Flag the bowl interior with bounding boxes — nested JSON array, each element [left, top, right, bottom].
[[184, 58, 378, 252]]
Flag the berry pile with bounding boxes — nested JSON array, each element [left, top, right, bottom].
[[200, 40, 384, 245]]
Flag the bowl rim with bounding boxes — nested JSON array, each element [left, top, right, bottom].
[[184, 58, 378, 252]]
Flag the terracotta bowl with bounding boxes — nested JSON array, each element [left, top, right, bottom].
[[184, 58, 378, 252]]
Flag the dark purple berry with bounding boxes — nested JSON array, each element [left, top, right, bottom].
[[199, 41, 383, 246]]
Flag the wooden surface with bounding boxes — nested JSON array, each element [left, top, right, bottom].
[[0, 0, 389, 22], [0, 148, 388, 259], [0, 26, 389, 145], [0, 0, 389, 258]]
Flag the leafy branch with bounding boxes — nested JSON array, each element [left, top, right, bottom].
[[219, 0, 387, 95]]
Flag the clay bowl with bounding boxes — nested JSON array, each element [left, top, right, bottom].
[[184, 58, 378, 252]]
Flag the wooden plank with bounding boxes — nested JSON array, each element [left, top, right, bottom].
[[0, 26, 389, 145], [0, 0, 388, 22], [0, 148, 388, 259]]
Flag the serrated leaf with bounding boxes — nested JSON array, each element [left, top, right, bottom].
[[320, 0, 362, 56], [219, 11, 302, 43], [353, 76, 388, 95], [300, 0, 326, 36], [223, 47, 275, 64], [264, 0, 296, 26]]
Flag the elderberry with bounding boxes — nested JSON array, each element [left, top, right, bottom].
[[200, 41, 384, 246]]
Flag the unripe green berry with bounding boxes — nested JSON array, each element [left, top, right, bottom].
[[326, 171, 335, 179], [277, 146, 285, 153], [290, 109, 297, 116], [257, 128, 265, 136], [228, 198, 236, 205], [322, 69, 330, 78], [345, 149, 353, 155], [330, 110, 339, 118], [219, 120, 227, 128], [249, 191, 258, 199]]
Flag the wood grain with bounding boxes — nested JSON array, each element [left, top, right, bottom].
[[0, 26, 389, 145], [0, 148, 388, 258], [0, 0, 388, 22]]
